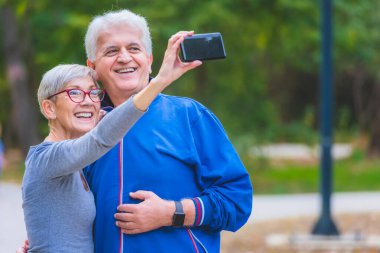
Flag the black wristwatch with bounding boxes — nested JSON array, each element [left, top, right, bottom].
[[172, 201, 185, 228]]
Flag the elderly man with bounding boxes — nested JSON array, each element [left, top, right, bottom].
[[84, 9, 253, 253]]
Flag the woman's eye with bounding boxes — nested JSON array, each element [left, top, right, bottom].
[[90, 90, 102, 96], [69, 90, 82, 96]]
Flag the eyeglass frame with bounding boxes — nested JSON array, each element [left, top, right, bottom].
[[47, 88, 106, 103]]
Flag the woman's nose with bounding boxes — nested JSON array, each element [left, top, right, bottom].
[[81, 93, 94, 105]]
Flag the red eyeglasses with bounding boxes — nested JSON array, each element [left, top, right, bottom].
[[47, 88, 105, 103]]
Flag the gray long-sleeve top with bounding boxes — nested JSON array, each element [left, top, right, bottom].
[[22, 97, 144, 252]]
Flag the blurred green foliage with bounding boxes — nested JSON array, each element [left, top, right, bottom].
[[2, 0, 380, 154], [243, 149, 380, 194]]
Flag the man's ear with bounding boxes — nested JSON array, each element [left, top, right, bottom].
[[148, 54, 153, 74], [41, 100, 57, 120], [87, 59, 95, 69]]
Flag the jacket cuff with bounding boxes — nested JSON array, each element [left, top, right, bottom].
[[192, 196, 212, 226]]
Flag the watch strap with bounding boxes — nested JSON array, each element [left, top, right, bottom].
[[175, 200, 184, 213], [172, 200, 185, 227]]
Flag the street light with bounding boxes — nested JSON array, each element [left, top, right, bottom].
[[312, 0, 339, 236]]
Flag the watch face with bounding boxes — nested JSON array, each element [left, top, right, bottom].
[[173, 212, 185, 227]]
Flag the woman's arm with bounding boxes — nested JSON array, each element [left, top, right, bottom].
[[35, 31, 202, 179]]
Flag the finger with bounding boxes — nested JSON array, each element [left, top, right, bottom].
[[170, 31, 192, 39], [114, 212, 134, 221], [178, 60, 202, 73], [163, 35, 185, 60], [168, 31, 193, 47], [99, 109, 107, 119], [116, 220, 137, 229], [117, 203, 137, 213], [172, 35, 185, 49], [185, 60, 203, 70], [167, 37, 184, 53], [129, 190, 153, 200]]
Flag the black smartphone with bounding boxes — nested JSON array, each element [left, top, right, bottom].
[[180, 32, 227, 62]]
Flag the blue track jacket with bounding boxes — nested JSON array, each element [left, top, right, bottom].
[[84, 94, 253, 253]]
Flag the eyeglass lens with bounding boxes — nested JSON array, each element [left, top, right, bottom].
[[68, 89, 104, 103]]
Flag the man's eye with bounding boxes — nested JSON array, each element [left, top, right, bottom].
[[130, 47, 140, 51], [105, 50, 118, 56]]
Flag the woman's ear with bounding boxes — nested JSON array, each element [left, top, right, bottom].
[[87, 59, 95, 69], [41, 100, 57, 120]]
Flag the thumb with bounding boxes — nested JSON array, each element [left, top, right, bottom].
[[184, 60, 202, 71], [99, 109, 107, 120]]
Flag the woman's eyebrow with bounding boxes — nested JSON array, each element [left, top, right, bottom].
[[65, 85, 97, 89]]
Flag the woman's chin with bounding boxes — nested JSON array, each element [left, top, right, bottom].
[[72, 126, 95, 138]]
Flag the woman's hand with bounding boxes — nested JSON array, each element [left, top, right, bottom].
[[16, 240, 28, 253], [132, 31, 202, 111], [154, 31, 202, 87]]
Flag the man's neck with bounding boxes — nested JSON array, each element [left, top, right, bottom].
[[102, 92, 132, 108], [112, 97, 131, 107]]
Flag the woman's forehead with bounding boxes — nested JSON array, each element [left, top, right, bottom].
[[65, 77, 97, 88]]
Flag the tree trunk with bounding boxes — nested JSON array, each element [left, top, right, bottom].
[[351, 68, 366, 129], [1, 4, 40, 155], [367, 83, 380, 158]]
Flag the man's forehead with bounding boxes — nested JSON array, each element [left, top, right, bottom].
[[97, 26, 143, 47]]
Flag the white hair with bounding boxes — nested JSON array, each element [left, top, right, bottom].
[[37, 64, 98, 113], [85, 9, 152, 61]]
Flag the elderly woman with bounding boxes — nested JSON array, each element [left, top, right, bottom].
[[22, 64, 142, 252], [21, 31, 201, 252]]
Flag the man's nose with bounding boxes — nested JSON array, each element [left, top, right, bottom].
[[117, 48, 132, 63]]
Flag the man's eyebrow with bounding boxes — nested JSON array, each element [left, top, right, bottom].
[[101, 42, 142, 53], [129, 42, 141, 47], [102, 45, 118, 51]]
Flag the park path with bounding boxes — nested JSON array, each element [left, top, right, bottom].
[[1, 182, 380, 253], [0, 182, 26, 253], [250, 191, 380, 222]]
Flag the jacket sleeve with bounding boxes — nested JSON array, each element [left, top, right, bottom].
[[33, 98, 144, 179], [190, 107, 253, 232]]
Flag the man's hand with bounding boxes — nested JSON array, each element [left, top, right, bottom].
[[114, 191, 175, 234]]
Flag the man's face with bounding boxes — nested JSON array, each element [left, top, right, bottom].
[[88, 25, 153, 106]]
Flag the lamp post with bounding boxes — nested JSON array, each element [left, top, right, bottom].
[[311, 0, 339, 236]]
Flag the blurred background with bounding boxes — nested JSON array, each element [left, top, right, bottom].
[[1, 0, 380, 252]]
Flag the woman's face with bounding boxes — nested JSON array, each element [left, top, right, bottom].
[[49, 77, 101, 140]]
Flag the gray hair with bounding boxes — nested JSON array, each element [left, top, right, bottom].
[[85, 9, 152, 61], [37, 64, 98, 113]]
